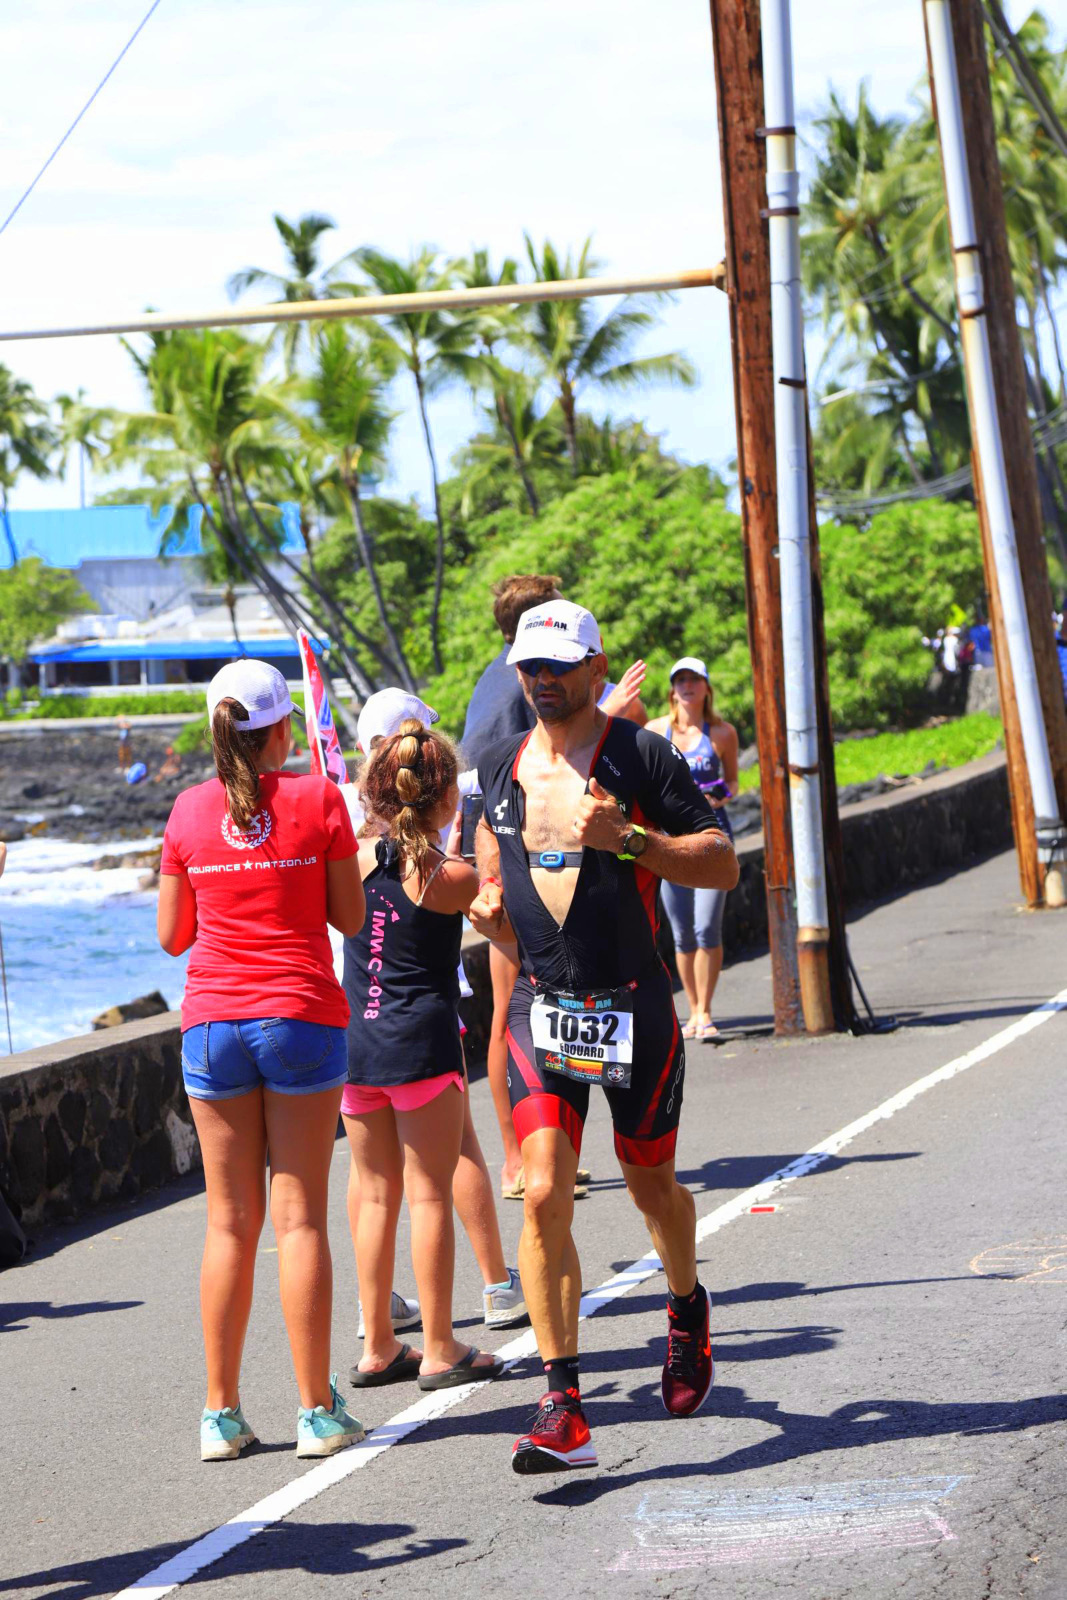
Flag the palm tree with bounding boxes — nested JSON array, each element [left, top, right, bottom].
[[0, 367, 55, 565], [301, 325, 416, 689], [452, 250, 543, 513], [56, 389, 114, 509], [227, 212, 349, 372], [102, 327, 378, 717], [516, 236, 697, 474], [336, 247, 471, 673], [449, 371, 566, 518]]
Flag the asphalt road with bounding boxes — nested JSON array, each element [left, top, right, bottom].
[[3, 847, 1067, 1599]]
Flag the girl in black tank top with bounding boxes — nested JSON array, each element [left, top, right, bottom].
[[341, 719, 504, 1391], [344, 837, 464, 1085]]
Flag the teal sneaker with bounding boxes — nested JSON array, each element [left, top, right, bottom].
[[201, 1402, 257, 1462], [296, 1375, 366, 1458]]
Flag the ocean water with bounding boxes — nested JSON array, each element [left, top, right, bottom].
[[0, 837, 188, 1055]]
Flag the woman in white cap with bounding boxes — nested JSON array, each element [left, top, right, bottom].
[[647, 658, 738, 1040], [158, 659, 367, 1461], [344, 690, 526, 1375]]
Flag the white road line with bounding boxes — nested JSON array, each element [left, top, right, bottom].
[[115, 984, 1067, 1598]]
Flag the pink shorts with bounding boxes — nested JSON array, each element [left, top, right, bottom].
[[341, 1072, 465, 1117]]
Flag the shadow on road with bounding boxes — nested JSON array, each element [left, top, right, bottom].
[[530, 1388, 1067, 1507], [675, 1148, 921, 1195], [0, 1299, 142, 1333], [0, 1521, 466, 1599], [891, 998, 1054, 1028]]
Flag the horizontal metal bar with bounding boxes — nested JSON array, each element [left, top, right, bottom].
[[0, 264, 727, 345]]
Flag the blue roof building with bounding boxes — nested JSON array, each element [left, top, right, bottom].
[[15, 504, 319, 694]]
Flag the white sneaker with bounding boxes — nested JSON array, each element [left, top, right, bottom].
[[357, 1290, 421, 1339], [484, 1267, 528, 1329]]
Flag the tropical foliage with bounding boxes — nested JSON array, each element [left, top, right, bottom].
[[4, 8, 1067, 743], [804, 9, 1067, 555], [0, 557, 91, 669]]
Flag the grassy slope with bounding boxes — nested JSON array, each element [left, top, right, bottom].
[[738, 711, 1004, 792]]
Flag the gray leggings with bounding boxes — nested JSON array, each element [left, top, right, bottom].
[[661, 879, 727, 954]]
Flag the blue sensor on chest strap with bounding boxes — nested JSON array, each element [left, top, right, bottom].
[[538, 850, 566, 869]]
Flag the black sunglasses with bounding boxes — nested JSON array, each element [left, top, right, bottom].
[[516, 654, 593, 679]]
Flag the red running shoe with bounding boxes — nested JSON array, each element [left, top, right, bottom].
[[511, 1391, 598, 1474], [661, 1287, 714, 1417]]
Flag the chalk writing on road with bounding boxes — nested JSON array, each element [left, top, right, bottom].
[[610, 1475, 967, 1571], [970, 1237, 1067, 1284]]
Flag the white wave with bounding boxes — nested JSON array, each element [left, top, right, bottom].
[[1, 835, 163, 906]]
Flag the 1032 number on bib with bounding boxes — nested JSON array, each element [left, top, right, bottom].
[[530, 988, 634, 1089]]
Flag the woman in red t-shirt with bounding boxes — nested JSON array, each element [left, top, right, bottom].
[[159, 659, 367, 1462]]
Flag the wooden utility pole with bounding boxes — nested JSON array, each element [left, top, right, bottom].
[[928, 0, 1067, 902], [708, 0, 802, 1033]]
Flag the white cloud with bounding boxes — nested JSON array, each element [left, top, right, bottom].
[[1, 0, 1064, 510]]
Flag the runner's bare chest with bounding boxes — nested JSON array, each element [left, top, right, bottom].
[[517, 733, 603, 927]]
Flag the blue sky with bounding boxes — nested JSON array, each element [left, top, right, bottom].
[[1, 0, 1065, 513]]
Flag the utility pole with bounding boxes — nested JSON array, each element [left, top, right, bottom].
[[923, 0, 1067, 906], [761, 0, 836, 1033], [708, 0, 803, 1034], [946, 0, 1067, 902]]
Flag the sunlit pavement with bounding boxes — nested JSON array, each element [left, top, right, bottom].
[[3, 846, 1066, 1599]]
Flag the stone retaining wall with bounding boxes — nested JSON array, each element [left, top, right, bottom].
[[0, 1013, 195, 1231], [1, 751, 1015, 1231]]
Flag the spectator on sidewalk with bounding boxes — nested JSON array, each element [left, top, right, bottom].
[[158, 659, 367, 1462]]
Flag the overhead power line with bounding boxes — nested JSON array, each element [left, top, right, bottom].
[[0, 0, 166, 241], [817, 404, 1067, 518]]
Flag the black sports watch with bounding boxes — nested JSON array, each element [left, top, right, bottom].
[[618, 824, 648, 861]]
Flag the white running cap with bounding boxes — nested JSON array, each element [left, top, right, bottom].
[[669, 656, 709, 681], [357, 688, 439, 753], [506, 600, 603, 666], [206, 659, 300, 731]]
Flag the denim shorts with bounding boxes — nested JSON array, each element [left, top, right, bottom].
[[181, 1018, 348, 1101]]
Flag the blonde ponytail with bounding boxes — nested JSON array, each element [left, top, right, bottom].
[[363, 716, 458, 883]]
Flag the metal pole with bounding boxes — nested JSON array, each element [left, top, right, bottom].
[[924, 0, 1067, 905], [761, 0, 834, 1030], [939, 0, 1067, 904], [707, 0, 803, 1034], [0, 267, 726, 345]]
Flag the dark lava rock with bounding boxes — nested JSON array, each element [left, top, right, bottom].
[[92, 991, 170, 1031]]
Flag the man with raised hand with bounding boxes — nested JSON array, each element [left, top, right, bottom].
[[469, 600, 738, 1474]]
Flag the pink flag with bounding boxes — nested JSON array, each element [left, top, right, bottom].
[[297, 629, 348, 785]]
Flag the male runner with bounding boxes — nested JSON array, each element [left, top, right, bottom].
[[469, 600, 738, 1474]]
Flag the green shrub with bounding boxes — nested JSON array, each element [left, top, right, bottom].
[[422, 471, 753, 740], [16, 690, 207, 720], [820, 500, 986, 728]]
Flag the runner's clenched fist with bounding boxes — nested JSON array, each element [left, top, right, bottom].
[[572, 778, 629, 852]]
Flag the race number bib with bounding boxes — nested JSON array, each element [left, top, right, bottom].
[[530, 988, 634, 1089]]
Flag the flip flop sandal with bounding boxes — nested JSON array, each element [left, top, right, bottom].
[[681, 1017, 699, 1040], [696, 1021, 721, 1042], [417, 1346, 506, 1390], [501, 1171, 526, 1201], [349, 1342, 421, 1387]]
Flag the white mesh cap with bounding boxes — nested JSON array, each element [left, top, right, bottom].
[[206, 659, 300, 731], [669, 656, 709, 681], [505, 600, 603, 666], [356, 688, 439, 753]]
